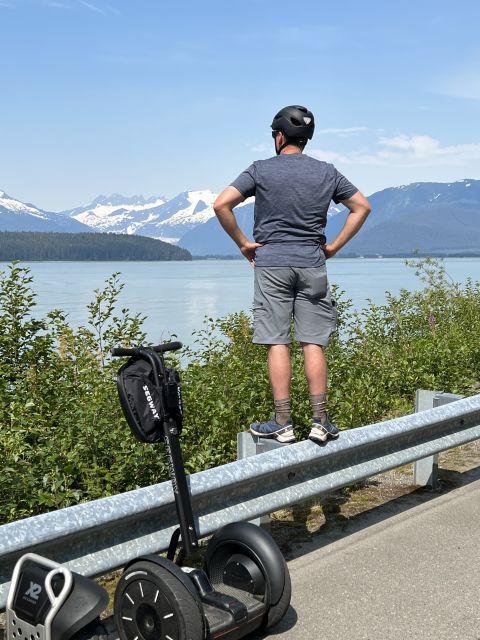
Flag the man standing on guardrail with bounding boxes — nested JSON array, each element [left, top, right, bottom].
[[214, 105, 371, 444]]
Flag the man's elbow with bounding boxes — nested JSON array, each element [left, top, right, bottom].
[[349, 204, 371, 220], [214, 187, 245, 215], [213, 193, 232, 216], [214, 197, 228, 219], [360, 198, 372, 218]]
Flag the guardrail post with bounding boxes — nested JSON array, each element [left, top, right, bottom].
[[237, 432, 287, 527], [413, 390, 464, 488]]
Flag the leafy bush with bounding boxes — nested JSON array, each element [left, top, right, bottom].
[[0, 258, 479, 523], [0, 264, 166, 522]]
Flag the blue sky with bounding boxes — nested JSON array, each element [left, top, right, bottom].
[[1, 0, 479, 210]]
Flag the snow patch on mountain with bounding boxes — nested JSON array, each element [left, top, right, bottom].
[[327, 203, 344, 217], [71, 196, 166, 231], [157, 190, 217, 228], [65, 190, 222, 240], [0, 191, 49, 219], [0, 190, 94, 233]]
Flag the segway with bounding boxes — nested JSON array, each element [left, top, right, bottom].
[[111, 341, 291, 640], [6, 553, 108, 640]]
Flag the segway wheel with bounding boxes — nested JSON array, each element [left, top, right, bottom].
[[204, 522, 291, 631], [261, 557, 291, 630], [114, 560, 204, 640]]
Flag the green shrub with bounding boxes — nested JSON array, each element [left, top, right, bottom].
[[0, 264, 166, 522], [0, 258, 479, 523]]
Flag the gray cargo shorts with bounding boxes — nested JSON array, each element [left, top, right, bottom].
[[253, 266, 337, 346]]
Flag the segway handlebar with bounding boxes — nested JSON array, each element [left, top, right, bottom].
[[111, 341, 183, 357]]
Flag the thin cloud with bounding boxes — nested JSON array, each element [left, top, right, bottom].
[[230, 24, 339, 50], [379, 135, 480, 163], [104, 3, 120, 15], [43, 0, 119, 12], [433, 55, 480, 101], [436, 72, 480, 101], [45, 1, 71, 8], [310, 134, 480, 168], [77, 0, 104, 13], [249, 143, 270, 153], [317, 127, 368, 137]]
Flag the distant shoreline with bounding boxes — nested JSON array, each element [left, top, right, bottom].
[[192, 253, 480, 260], [1, 253, 479, 263]]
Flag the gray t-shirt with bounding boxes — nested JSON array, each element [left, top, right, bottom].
[[231, 153, 357, 267]]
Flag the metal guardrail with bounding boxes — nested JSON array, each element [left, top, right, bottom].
[[236, 390, 466, 527], [413, 390, 464, 488], [1, 392, 479, 610]]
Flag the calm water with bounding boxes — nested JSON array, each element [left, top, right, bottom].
[[3, 258, 480, 347]]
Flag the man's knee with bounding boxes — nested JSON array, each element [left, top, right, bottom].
[[300, 342, 325, 351]]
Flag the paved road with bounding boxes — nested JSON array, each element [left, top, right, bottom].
[[260, 477, 480, 640], [2, 476, 478, 640]]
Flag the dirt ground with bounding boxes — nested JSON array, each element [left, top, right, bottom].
[[1, 440, 479, 638]]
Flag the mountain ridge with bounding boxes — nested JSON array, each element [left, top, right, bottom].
[[0, 178, 478, 256]]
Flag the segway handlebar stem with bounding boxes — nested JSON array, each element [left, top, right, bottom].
[[111, 341, 182, 357]]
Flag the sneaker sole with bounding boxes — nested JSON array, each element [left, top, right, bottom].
[[308, 430, 328, 443], [250, 426, 296, 444], [309, 424, 342, 443], [309, 434, 340, 443]]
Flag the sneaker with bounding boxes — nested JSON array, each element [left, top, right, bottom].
[[250, 417, 296, 443], [309, 416, 339, 443]]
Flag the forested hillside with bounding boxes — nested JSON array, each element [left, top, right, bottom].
[[0, 231, 192, 261]]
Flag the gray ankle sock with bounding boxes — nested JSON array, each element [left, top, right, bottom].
[[310, 393, 327, 423], [274, 398, 291, 426]]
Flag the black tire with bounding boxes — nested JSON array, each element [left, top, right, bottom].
[[262, 556, 291, 630], [204, 522, 291, 629], [114, 560, 205, 640]]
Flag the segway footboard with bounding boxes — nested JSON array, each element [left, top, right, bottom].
[[204, 521, 291, 634], [201, 593, 265, 640]]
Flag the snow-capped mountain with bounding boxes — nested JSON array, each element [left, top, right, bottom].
[[324, 178, 480, 255], [180, 179, 480, 255], [63, 193, 164, 218], [134, 190, 218, 242], [2, 178, 478, 256], [0, 188, 342, 245], [64, 190, 217, 243], [62, 194, 166, 234], [0, 190, 93, 233]]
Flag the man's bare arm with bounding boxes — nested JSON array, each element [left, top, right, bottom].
[[213, 186, 262, 264], [322, 191, 372, 259]]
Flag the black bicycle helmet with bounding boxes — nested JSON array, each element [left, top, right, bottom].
[[271, 105, 315, 140]]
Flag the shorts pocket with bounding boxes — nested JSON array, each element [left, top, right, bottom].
[[300, 268, 328, 300]]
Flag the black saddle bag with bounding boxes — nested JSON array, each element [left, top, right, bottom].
[[116, 355, 183, 444]]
